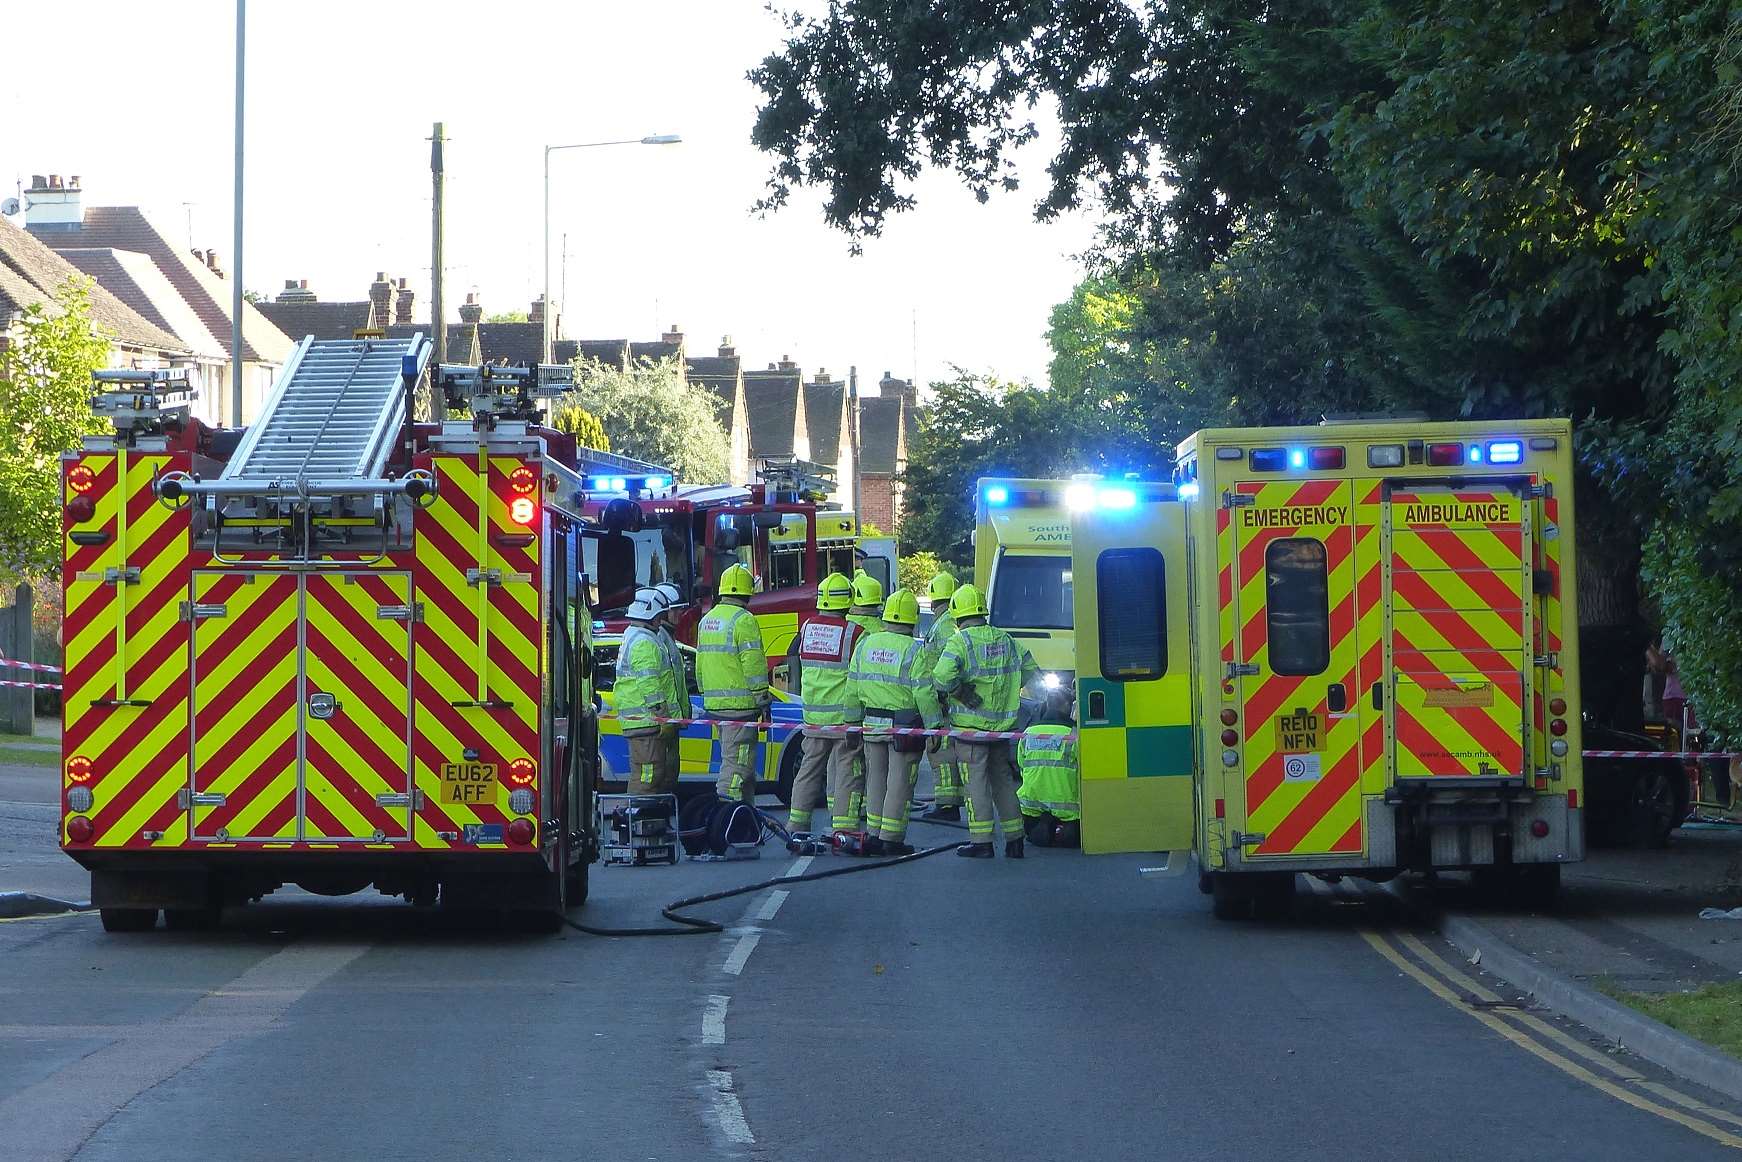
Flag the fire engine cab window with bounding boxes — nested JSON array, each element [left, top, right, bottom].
[[990, 554, 1073, 631], [1096, 549, 1166, 680], [592, 525, 692, 615], [1264, 538, 1330, 676]]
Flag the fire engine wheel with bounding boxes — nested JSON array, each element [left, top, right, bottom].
[[99, 907, 159, 933], [565, 850, 590, 905], [774, 734, 802, 806]]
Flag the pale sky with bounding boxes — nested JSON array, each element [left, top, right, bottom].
[[0, 0, 1099, 390]]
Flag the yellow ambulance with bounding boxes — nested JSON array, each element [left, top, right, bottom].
[[1073, 419, 1583, 918], [975, 478, 1076, 686]]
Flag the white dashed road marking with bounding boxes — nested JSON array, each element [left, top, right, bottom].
[[706, 1070, 756, 1144], [756, 889, 790, 921], [722, 933, 761, 976], [785, 856, 814, 877], [702, 994, 729, 1045]]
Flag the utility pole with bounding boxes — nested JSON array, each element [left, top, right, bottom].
[[848, 365, 862, 516], [431, 122, 447, 367], [231, 0, 246, 426]]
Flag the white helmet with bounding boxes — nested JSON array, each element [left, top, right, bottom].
[[654, 582, 682, 609], [627, 586, 667, 622]]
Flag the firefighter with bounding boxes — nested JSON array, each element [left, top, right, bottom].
[[617, 587, 682, 795], [933, 583, 1037, 858], [786, 573, 865, 840], [847, 572, 885, 637], [846, 588, 943, 857], [653, 582, 688, 785], [697, 563, 769, 803], [919, 571, 965, 821], [1017, 686, 1080, 847]]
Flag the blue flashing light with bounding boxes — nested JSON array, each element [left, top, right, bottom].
[[1178, 481, 1201, 501], [1469, 444, 1484, 463], [985, 485, 1010, 505], [1488, 440, 1523, 465], [1097, 486, 1137, 510], [647, 475, 670, 489], [1250, 448, 1287, 472], [1288, 448, 1306, 470], [609, 476, 627, 492]]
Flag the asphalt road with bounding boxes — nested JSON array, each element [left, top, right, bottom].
[[5, 764, 1742, 1160]]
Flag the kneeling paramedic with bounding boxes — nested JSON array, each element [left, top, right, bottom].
[[845, 588, 943, 857], [785, 572, 865, 841], [933, 583, 1037, 858], [697, 564, 769, 803], [618, 587, 683, 795], [1017, 688, 1080, 847], [919, 571, 965, 820]]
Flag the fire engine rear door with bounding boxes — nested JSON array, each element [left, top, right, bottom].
[[301, 573, 415, 841], [1383, 482, 1532, 783], [189, 572, 300, 841], [1228, 481, 1364, 860]]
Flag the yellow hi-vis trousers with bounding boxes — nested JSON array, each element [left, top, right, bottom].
[[959, 738, 1024, 843], [863, 740, 920, 842], [930, 737, 964, 807], [713, 713, 760, 802], [788, 730, 857, 833], [627, 731, 678, 795]]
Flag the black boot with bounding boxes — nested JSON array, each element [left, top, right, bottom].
[[1005, 837, 1025, 860], [956, 842, 994, 858], [883, 840, 915, 856], [922, 805, 962, 822], [859, 837, 886, 858]]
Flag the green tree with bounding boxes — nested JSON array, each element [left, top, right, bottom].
[[484, 310, 529, 323], [0, 280, 110, 585], [549, 401, 611, 451], [898, 550, 945, 596], [570, 356, 730, 483]]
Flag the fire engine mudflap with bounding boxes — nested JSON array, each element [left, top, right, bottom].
[[61, 351, 608, 933], [1074, 419, 1583, 919]]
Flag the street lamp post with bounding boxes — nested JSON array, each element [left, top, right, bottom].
[[542, 134, 682, 363]]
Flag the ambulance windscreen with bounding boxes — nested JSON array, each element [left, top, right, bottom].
[[991, 554, 1073, 631]]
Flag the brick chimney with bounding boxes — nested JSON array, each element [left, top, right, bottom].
[[458, 292, 483, 325], [275, 279, 316, 303], [661, 323, 684, 346], [879, 370, 917, 409], [23, 173, 82, 230], [778, 355, 797, 372], [394, 277, 414, 325], [204, 248, 223, 278], [718, 335, 735, 359], [812, 367, 831, 384], [368, 272, 397, 331]]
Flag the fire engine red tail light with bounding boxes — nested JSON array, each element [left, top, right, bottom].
[[506, 758, 537, 787], [67, 464, 97, 494], [66, 755, 94, 784], [506, 818, 535, 846], [1530, 819, 1551, 838], [509, 466, 538, 495], [66, 816, 93, 844], [66, 494, 96, 523], [509, 496, 537, 525], [1427, 443, 1465, 466]]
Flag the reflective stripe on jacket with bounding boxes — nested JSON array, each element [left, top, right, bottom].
[[794, 613, 861, 726], [616, 624, 677, 733], [657, 625, 690, 704], [696, 602, 769, 711], [1017, 724, 1079, 820], [933, 623, 1038, 732], [846, 630, 944, 739]]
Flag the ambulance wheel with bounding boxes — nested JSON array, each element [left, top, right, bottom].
[[1251, 873, 1296, 920], [1209, 874, 1251, 921], [1197, 872, 1214, 896], [99, 907, 158, 932]]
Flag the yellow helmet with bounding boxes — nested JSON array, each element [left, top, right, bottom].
[[948, 583, 988, 620], [719, 563, 755, 597], [817, 572, 853, 612], [882, 588, 921, 627], [851, 572, 884, 607], [927, 572, 957, 603]]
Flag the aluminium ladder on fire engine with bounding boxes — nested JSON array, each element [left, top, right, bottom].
[[222, 334, 430, 487]]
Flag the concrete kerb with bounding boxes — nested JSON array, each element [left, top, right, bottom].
[[1439, 911, 1742, 1103], [0, 891, 93, 919]]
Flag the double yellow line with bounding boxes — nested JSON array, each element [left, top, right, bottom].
[[1362, 924, 1742, 1149]]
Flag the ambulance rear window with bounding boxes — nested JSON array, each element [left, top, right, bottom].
[[1096, 549, 1166, 680], [1265, 539, 1330, 676]]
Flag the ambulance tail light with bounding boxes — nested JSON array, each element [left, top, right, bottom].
[[1530, 819, 1550, 838], [1568, 789, 1579, 809], [1549, 718, 1568, 737], [1427, 443, 1464, 466], [1220, 729, 1239, 747], [1368, 444, 1405, 468], [1549, 697, 1567, 717], [1215, 798, 1226, 819], [1219, 708, 1238, 727], [1308, 446, 1345, 470]]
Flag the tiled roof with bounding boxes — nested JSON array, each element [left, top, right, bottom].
[[26, 207, 292, 363], [575, 339, 629, 369], [474, 322, 544, 366], [384, 322, 478, 365], [0, 217, 188, 353], [256, 300, 375, 342], [858, 395, 907, 474], [744, 370, 806, 458], [685, 355, 743, 421], [804, 380, 847, 466], [630, 339, 681, 364]]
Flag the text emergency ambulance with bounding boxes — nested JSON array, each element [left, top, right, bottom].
[[975, 477, 1075, 687], [60, 350, 615, 933], [1071, 419, 1582, 917]]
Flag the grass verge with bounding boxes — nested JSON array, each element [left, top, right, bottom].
[[1601, 979, 1742, 1059], [0, 745, 57, 768]]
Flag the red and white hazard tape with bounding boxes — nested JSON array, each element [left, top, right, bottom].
[[605, 711, 1067, 744], [0, 677, 59, 690], [0, 658, 61, 674]]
